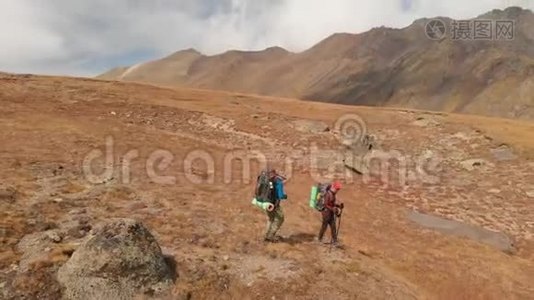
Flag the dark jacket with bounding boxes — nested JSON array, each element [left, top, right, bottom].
[[324, 190, 336, 211]]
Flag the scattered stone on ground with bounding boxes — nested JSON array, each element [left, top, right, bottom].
[[45, 231, 62, 243], [460, 159, 495, 171], [490, 144, 518, 161], [412, 116, 440, 127], [0, 186, 17, 203], [16, 230, 65, 272], [291, 119, 330, 134]]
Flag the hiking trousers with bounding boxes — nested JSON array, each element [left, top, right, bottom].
[[318, 209, 337, 243], [265, 205, 284, 239]]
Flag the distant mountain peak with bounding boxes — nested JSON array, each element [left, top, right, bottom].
[[263, 46, 291, 54], [170, 48, 201, 56], [97, 6, 534, 121], [480, 6, 533, 19], [220, 46, 291, 56], [163, 48, 203, 60]]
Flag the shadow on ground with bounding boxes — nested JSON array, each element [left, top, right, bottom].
[[283, 233, 316, 245]]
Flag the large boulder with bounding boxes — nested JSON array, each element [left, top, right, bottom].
[[57, 218, 173, 300]]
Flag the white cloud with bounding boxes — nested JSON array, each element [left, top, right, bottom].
[[0, 0, 531, 76], [0, 2, 64, 67]]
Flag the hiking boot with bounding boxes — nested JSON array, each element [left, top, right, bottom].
[[264, 236, 281, 243], [330, 241, 344, 249]]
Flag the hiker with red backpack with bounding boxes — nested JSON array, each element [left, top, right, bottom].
[[316, 181, 344, 245]]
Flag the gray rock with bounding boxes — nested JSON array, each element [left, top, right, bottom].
[[57, 218, 173, 300], [291, 119, 330, 134], [412, 117, 440, 127], [0, 186, 17, 203], [344, 134, 376, 152], [17, 230, 60, 272], [460, 159, 494, 171], [490, 145, 517, 161], [343, 152, 367, 175], [46, 231, 63, 243], [58, 211, 93, 239], [408, 211, 515, 254]]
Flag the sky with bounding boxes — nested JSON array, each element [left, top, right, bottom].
[[0, 0, 532, 76]]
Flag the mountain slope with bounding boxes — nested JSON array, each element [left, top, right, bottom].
[[98, 7, 534, 120], [2, 73, 534, 298]]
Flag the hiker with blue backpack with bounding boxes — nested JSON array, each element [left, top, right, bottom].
[[253, 168, 287, 243]]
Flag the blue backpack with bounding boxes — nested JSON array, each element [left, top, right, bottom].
[[274, 178, 287, 200]]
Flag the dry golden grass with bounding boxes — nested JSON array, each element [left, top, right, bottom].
[[1, 73, 533, 299], [450, 114, 534, 159], [59, 181, 86, 195]]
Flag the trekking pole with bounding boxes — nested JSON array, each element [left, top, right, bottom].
[[337, 212, 342, 242], [329, 210, 342, 252]]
